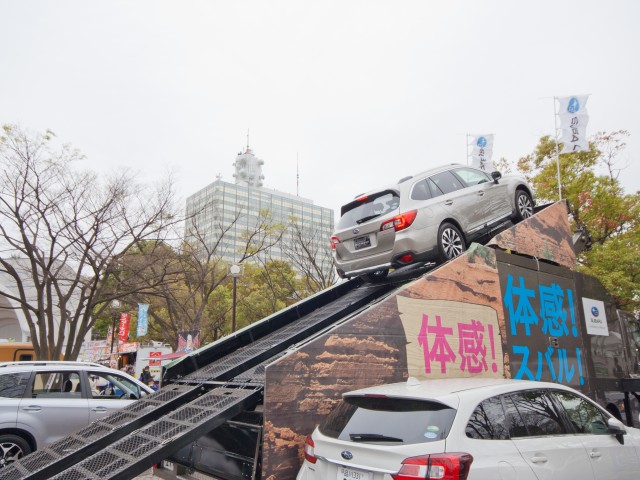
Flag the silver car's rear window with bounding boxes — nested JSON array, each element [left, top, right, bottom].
[[319, 396, 456, 445], [337, 191, 400, 229]]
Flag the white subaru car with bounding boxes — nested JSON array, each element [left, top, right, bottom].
[[297, 378, 640, 480], [0, 361, 153, 467]]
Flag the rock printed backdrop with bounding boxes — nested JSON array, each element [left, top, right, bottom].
[[261, 202, 577, 479], [262, 243, 506, 479]]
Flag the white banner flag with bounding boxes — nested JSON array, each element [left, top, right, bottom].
[[557, 95, 590, 153], [469, 134, 494, 171]]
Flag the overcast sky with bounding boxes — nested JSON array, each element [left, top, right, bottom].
[[1, 1, 638, 220]]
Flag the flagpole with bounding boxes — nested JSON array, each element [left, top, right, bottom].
[[466, 134, 470, 166], [553, 97, 562, 201]]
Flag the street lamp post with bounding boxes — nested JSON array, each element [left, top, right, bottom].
[[109, 299, 121, 360], [229, 264, 243, 333]]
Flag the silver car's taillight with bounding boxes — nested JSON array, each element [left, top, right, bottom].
[[380, 210, 417, 232]]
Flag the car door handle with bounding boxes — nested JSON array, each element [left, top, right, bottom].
[[477, 191, 485, 196], [444, 200, 453, 206], [530, 455, 548, 464], [21, 406, 42, 412], [91, 407, 108, 413], [589, 451, 602, 459]]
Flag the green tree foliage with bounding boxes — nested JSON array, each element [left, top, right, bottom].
[[108, 208, 322, 346], [113, 245, 316, 346], [517, 131, 640, 311], [233, 260, 307, 331]]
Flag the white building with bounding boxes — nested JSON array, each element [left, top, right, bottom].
[[0, 257, 89, 345], [185, 145, 334, 277]]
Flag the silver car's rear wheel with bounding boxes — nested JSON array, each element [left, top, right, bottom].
[[0, 435, 30, 468], [438, 223, 466, 261], [515, 190, 534, 220]]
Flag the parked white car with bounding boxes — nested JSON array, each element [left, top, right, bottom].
[[0, 361, 153, 467], [297, 378, 640, 480]]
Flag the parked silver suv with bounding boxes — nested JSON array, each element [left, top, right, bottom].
[[0, 361, 153, 467], [330, 164, 534, 280]]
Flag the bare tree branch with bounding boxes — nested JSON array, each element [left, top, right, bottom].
[[0, 124, 180, 359]]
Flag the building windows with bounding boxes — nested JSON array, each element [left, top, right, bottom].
[[185, 180, 334, 276]]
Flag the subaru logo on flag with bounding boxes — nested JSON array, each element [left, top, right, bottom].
[[476, 136, 487, 148], [591, 306, 599, 317], [567, 97, 580, 114], [341, 451, 353, 460]]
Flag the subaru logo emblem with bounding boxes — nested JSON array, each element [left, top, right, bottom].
[[567, 97, 580, 114], [352, 228, 360, 235], [476, 136, 487, 148], [591, 306, 599, 317], [341, 451, 353, 460]]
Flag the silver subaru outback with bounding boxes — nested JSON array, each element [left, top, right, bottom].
[[330, 164, 534, 281], [0, 361, 153, 467]]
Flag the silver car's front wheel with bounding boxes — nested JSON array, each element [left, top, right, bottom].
[[515, 190, 534, 220], [0, 435, 30, 468], [438, 223, 466, 261]]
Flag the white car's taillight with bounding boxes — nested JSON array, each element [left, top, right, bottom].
[[303, 435, 317, 464], [391, 453, 473, 480], [330, 235, 340, 250]]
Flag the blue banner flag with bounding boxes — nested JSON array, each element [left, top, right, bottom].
[[136, 304, 149, 337]]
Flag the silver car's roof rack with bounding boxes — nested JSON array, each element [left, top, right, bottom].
[[0, 360, 107, 368]]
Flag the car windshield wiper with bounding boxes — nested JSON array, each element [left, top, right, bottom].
[[349, 433, 403, 442], [356, 214, 381, 224]]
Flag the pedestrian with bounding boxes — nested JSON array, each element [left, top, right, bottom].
[[139, 365, 153, 384]]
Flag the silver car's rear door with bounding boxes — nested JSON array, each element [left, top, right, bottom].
[[427, 170, 479, 232]]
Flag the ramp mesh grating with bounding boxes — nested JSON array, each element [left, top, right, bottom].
[[0, 385, 198, 480], [49, 386, 260, 480], [184, 284, 386, 384]]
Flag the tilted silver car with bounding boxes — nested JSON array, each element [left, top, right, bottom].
[[330, 164, 535, 281], [0, 361, 153, 467]]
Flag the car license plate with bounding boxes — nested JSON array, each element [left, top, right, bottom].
[[354, 235, 371, 250], [337, 465, 372, 480]]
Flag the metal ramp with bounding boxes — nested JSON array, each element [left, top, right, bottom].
[[164, 277, 398, 381], [48, 386, 262, 480], [0, 385, 202, 480], [3, 278, 403, 479], [178, 279, 399, 384]]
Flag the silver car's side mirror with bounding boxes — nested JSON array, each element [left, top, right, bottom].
[[608, 417, 627, 434], [490, 171, 502, 183], [608, 418, 627, 444]]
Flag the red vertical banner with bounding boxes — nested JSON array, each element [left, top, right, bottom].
[[118, 313, 131, 342]]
